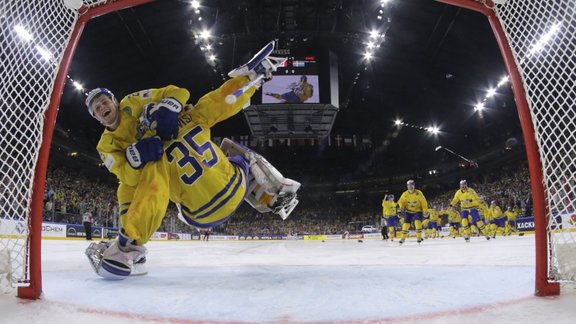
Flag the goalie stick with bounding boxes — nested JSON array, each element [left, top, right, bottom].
[[225, 40, 287, 105]]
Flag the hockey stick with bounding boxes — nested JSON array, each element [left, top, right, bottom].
[[435, 146, 479, 168], [225, 74, 265, 104]]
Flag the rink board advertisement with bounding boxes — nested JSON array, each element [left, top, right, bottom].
[[516, 216, 535, 232], [66, 224, 103, 239]]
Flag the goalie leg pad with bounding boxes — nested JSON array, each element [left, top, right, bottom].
[[219, 139, 300, 219]]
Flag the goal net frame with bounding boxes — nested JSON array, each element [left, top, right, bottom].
[[1, 0, 569, 299]]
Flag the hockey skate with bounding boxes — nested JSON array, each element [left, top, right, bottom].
[[228, 40, 287, 83], [220, 138, 300, 220], [85, 240, 147, 279]]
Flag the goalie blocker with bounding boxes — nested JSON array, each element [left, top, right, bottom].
[[220, 138, 300, 220]]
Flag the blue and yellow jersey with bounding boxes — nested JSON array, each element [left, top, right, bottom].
[[167, 77, 255, 227], [505, 210, 519, 221], [490, 205, 505, 219], [428, 208, 440, 224], [450, 188, 480, 209], [96, 77, 255, 243], [97, 85, 190, 187], [447, 209, 461, 223], [398, 189, 428, 213], [382, 200, 398, 218], [478, 201, 489, 220]]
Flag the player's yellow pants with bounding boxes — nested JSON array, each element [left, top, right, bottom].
[[117, 155, 171, 245]]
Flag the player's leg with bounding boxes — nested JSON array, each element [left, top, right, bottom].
[[220, 138, 300, 220], [470, 209, 491, 240], [86, 159, 170, 279], [460, 210, 471, 242], [228, 40, 286, 83], [399, 212, 414, 244], [414, 212, 424, 243]]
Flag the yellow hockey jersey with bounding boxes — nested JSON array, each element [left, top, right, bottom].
[[490, 205, 505, 219], [382, 200, 398, 217], [450, 188, 480, 209], [398, 189, 428, 213]]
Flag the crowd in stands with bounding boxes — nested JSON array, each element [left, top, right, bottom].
[[35, 161, 533, 236]]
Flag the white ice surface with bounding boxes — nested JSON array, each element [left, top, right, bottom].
[[1, 235, 575, 323]]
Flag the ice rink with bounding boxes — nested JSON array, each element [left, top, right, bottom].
[[1, 235, 575, 323]]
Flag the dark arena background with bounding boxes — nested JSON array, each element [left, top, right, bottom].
[[1, 0, 575, 323]]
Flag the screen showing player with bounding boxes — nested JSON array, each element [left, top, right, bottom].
[[262, 56, 320, 104]]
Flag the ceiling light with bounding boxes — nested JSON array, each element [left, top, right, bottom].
[[14, 25, 32, 42]]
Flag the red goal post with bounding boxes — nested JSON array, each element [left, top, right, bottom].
[[0, 0, 573, 300]]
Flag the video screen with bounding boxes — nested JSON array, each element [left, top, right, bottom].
[[261, 56, 320, 104]]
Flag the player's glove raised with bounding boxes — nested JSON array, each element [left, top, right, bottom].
[[125, 136, 164, 169], [144, 97, 182, 141]]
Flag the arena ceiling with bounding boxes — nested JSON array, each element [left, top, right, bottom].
[[56, 0, 523, 175]]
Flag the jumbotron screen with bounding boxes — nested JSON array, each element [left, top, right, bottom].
[[261, 56, 320, 104]]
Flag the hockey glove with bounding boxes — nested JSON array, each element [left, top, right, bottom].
[[145, 98, 183, 141], [125, 136, 164, 169]]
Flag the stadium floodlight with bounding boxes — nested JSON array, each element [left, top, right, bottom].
[[474, 102, 485, 112], [190, 0, 200, 10], [435, 146, 442, 151], [367, 41, 375, 49], [427, 126, 439, 134], [199, 30, 211, 40], [35, 45, 52, 61], [208, 54, 216, 61], [486, 88, 497, 98], [14, 25, 33, 42], [369, 30, 379, 39], [529, 22, 561, 56], [497, 76, 509, 87], [72, 81, 83, 91], [394, 119, 402, 126], [364, 52, 373, 61]]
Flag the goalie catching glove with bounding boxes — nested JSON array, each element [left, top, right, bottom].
[[143, 97, 183, 140], [126, 136, 164, 169]]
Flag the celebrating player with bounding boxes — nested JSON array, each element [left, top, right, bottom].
[[449, 180, 491, 242], [85, 41, 300, 279], [382, 194, 398, 240], [397, 180, 428, 244]]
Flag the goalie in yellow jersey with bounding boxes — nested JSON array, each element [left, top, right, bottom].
[[449, 180, 491, 242], [84, 41, 300, 279]]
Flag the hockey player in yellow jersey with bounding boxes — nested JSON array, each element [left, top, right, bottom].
[[504, 206, 519, 235], [450, 180, 491, 242], [489, 200, 506, 238], [382, 194, 399, 240], [397, 180, 428, 244], [85, 41, 299, 279], [426, 206, 441, 239], [446, 207, 461, 238]]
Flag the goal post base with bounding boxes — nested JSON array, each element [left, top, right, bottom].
[[535, 282, 560, 297]]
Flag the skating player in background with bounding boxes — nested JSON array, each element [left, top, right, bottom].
[[450, 180, 491, 242], [397, 180, 428, 244], [489, 200, 506, 238], [382, 194, 398, 241]]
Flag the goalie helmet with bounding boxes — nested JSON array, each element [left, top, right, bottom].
[[85, 87, 115, 116]]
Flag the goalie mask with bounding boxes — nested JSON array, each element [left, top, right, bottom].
[[86, 87, 116, 116]]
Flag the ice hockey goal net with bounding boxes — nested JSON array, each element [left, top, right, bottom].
[[0, 0, 151, 299], [0, 0, 573, 299]]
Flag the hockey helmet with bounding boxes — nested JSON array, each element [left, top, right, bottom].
[[387, 194, 395, 200], [85, 87, 115, 116], [406, 180, 415, 188], [459, 179, 467, 186], [300, 75, 308, 82]]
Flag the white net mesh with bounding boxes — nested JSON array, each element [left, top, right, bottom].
[[0, 0, 79, 288], [494, 0, 576, 281]]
